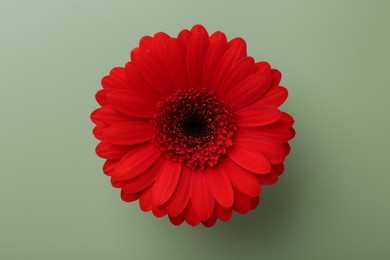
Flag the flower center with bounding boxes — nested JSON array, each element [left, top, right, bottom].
[[179, 110, 209, 138], [152, 88, 236, 169]]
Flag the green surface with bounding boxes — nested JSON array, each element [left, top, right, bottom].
[[1, 0, 389, 259]]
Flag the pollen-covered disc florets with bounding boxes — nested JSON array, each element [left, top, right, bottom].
[[152, 88, 236, 169]]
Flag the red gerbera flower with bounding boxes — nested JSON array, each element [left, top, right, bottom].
[[91, 24, 295, 227]]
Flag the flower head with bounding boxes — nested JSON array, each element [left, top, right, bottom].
[[91, 24, 295, 227]]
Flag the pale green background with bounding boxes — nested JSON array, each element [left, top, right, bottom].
[[1, 0, 389, 259]]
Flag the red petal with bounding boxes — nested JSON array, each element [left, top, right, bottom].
[[131, 48, 175, 96], [184, 202, 201, 226], [278, 112, 295, 127], [108, 89, 158, 118], [250, 196, 260, 210], [270, 69, 282, 86], [275, 163, 285, 175], [290, 128, 296, 140], [224, 72, 272, 110], [103, 121, 153, 146], [95, 141, 130, 160], [216, 56, 255, 97], [233, 188, 253, 214], [236, 105, 282, 127], [254, 62, 271, 73], [101, 76, 112, 89], [139, 36, 153, 51], [101, 67, 129, 89], [165, 38, 188, 89], [95, 89, 111, 106], [191, 170, 215, 221], [120, 156, 165, 194], [153, 161, 182, 205], [187, 32, 208, 88], [209, 31, 227, 43], [166, 166, 192, 217], [237, 113, 295, 143], [191, 24, 209, 37], [111, 177, 122, 188], [205, 166, 234, 208], [90, 108, 101, 124], [103, 160, 118, 176], [113, 143, 162, 181], [222, 157, 262, 197], [209, 38, 247, 93], [139, 186, 153, 212], [215, 203, 233, 221], [256, 163, 284, 185], [257, 172, 279, 185], [202, 215, 217, 227], [152, 32, 171, 64], [201, 39, 228, 90], [124, 62, 161, 100], [251, 197, 260, 209], [93, 124, 105, 140], [237, 117, 294, 143], [91, 108, 103, 123], [97, 106, 129, 125], [234, 134, 286, 164], [169, 215, 185, 226], [227, 142, 271, 174], [228, 37, 247, 53], [252, 86, 288, 107], [152, 204, 167, 218], [120, 190, 140, 202], [177, 29, 191, 46], [284, 142, 291, 155]]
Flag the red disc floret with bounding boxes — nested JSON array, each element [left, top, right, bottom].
[[152, 88, 236, 169]]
